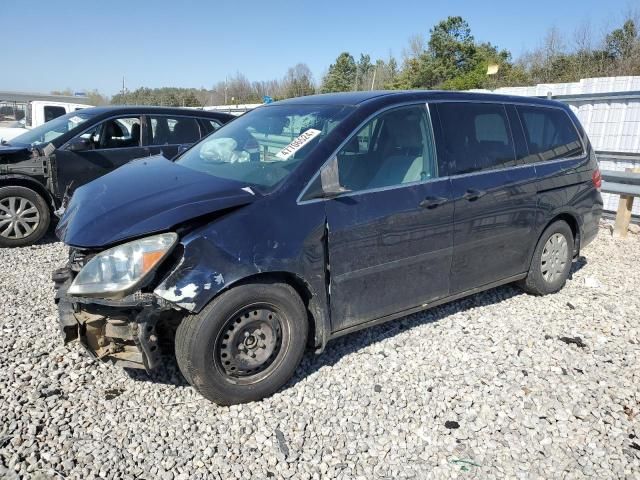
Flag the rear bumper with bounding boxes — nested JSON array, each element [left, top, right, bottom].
[[53, 267, 171, 370]]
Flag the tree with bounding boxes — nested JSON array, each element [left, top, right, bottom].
[[111, 87, 207, 106], [355, 54, 373, 90], [321, 52, 357, 92], [50, 88, 73, 96], [210, 73, 263, 104], [427, 16, 477, 79], [393, 16, 485, 89], [606, 20, 638, 59], [86, 89, 110, 105], [283, 63, 315, 98], [518, 16, 640, 83]]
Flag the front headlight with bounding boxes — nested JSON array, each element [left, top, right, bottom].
[[68, 233, 178, 298]]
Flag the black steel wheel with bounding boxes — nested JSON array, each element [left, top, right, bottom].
[[175, 281, 308, 405], [215, 304, 285, 383]]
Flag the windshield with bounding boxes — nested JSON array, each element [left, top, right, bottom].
[[176, 104, 354, 191], [10, 111, 94, 146]]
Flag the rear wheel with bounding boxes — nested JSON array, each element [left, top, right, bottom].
[[0, 186, 50, 248], [519, 220, 574, 295], [175, 281, 308, 405]]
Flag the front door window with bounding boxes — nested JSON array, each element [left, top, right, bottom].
[[337, 105, 437, 192]]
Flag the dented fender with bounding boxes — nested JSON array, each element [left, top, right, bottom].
[[153, 201, 332, 350]]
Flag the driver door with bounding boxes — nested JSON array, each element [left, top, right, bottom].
[[54, 115, 148, 198], [325, 104, 454, 331]]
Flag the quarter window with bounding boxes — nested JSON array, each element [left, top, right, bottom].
[[336, 105, 436, 192], [436, 102, 516, 175], [517, 107, 583, 162], [206, 119, 223, 132]]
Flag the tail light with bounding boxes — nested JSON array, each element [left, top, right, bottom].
[[592, 168, 602, 191]]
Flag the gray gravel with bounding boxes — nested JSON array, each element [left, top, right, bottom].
[[1, 227, 639, 479]]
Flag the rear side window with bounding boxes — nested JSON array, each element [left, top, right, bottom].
[[517, 106, 583, 162], [147, 116, 202, 145], [436, 102, 516, 175]]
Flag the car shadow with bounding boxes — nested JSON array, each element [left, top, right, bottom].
[[35, 232, 60, 246], [569, 255, 587, 278], [125, 256, 589, 393], [125, 357, 190, 387], [288, 283, 525, 389]]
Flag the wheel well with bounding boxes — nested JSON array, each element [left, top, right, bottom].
[[0, 178, 56, 211], [231, 271, 320, 349], [546, 213, 580, 254]]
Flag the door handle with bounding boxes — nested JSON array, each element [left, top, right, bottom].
[[462, 188, 486, 201], [419, 196, 447, 209]]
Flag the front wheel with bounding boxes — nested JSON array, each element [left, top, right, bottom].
[[175, 281, 308, 405], [0, 186, 51, 248], [519, 220, 574, 295]]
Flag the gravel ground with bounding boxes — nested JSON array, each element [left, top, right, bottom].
[[1, 227, 639, 479]]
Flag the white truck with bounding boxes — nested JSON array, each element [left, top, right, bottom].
[[0, 100, 91, 142]]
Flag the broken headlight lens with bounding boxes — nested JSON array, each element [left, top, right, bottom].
[[68, 233, 178, 297]]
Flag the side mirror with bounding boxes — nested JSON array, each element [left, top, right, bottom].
[[304, 156, 351, 201], [66, 137, 92, 152], [320, 156, 351, 198]]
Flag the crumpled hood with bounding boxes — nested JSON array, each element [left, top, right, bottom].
[[56, 155, 258, 248]]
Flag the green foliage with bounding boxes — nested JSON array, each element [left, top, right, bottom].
[[85, 90, 110, 105], [355, 54, 373, 90], [331, 15, 639, 93], [389, 16, 529, 91], [111, 87, 206, 107], [427, 16, 477, 83], [321, 52, 357, 92], [606, 20, 637, 59]]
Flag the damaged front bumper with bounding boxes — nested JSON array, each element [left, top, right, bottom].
[[53, 267, 179, 371]]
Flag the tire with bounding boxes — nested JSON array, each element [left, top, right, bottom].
[[0, 186, 50, 248], [519, 220, 574, 295], [175, 281, 308, 405]]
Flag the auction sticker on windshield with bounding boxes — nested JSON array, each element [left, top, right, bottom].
[[275, 128, 322, 160]]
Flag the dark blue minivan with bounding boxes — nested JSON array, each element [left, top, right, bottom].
[[53, 91, 603, 405]]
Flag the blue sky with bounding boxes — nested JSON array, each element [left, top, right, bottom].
[[3, 0, 635, 96]]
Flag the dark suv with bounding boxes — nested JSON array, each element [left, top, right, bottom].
[[0, 106, 233, 246], [54, 91, 603, 405]]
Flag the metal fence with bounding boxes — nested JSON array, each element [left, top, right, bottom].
[[594, 151, 640, 217]]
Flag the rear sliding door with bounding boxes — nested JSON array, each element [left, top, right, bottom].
[[433, 102, 537, 293]]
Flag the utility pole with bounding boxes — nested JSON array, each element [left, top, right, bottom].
[[371, 68, 377, 91], [121, 76, 126, 96]]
